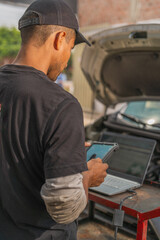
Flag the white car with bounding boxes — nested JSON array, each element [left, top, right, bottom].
[[81, 23, 160, 239]]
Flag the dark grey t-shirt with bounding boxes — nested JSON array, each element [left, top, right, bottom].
[[0, 65, 87, 240]]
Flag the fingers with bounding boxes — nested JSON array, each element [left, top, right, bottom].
[[92, 159, 108, 170], [87, 157, 109, 188], [87, 158, 108, 168], [87, 158, 101, 169], [85, 142, 91, 147], [103, 163, 109, 170], [90, 157, 102, 162]]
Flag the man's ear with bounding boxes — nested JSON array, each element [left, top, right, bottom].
[[54, 31, 66, 50]]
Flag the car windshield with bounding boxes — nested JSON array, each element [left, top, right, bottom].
[[120, 101, 160, 129]]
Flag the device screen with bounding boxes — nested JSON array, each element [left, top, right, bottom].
[[100, 133, 156, 178], [86, 143, 116, 163]]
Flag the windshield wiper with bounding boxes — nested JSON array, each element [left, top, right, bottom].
[[119, 113, 147, 127], [119, 112, 160, 129], [118, 112, 160, 128], [151, 123, 160, 128]]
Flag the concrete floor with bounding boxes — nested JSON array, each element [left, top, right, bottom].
[[77, 220, 135, 240]]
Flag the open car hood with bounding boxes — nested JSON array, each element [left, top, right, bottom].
[[81, 24, 160, 106]]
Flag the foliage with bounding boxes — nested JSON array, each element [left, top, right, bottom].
[[0, 27, 73, 78], [0, 27, 21, 60]]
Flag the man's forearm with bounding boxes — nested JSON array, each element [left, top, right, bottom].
[[82, 171, 92, 201]]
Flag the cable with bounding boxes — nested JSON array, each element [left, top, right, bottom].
[[114, 226, 118, 240], [113, 190, 137, 240], [119, 190, 137, 210]]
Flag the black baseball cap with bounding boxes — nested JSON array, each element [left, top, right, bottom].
[[18, 0, 91, 46]]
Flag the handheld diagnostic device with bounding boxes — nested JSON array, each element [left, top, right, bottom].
[[86, 142, 119, 163]]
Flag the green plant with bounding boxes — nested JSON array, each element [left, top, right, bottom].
[[0, 27, 21, 60]]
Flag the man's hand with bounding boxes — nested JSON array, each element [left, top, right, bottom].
[[87, 158, 108, 187], [85, 142, 91, 147], [82, 156, 109, 199], [82, 142, 109, 199]]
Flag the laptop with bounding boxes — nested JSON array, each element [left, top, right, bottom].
[[90, 132, 156, 195]]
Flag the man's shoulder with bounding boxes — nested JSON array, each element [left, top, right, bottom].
[[21, 69, 80, 114], [0, 64, 80, 114], [33, 72, 78, 107]]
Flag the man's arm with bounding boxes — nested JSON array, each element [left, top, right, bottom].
[[41, 100, 108, 224], [41, 158, 108, 224], [41, 173, 87, 224]]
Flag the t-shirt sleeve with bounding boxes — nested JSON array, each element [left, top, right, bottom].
[[43, 98, 88, 179]]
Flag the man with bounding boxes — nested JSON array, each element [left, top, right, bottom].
[[0, 0, 108, 239]]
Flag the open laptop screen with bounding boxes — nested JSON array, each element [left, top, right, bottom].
[[100, 132, 156, 180]]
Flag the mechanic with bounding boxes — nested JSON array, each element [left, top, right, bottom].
[[0, 0, 108, 239]]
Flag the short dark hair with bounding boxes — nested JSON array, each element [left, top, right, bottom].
[[20, 12, 75, 47]]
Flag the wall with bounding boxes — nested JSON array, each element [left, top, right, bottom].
[[138, 0, 160, 22], [78, 0, 130, 27], [78, 0, 160, 27]]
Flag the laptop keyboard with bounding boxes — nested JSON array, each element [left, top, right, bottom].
[[103, 175, 138, 189]]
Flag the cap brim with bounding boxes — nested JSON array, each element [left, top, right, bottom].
[[75, 30, 91, 46]]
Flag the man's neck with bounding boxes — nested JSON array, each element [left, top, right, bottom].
[[13, 45, 50, 75]]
